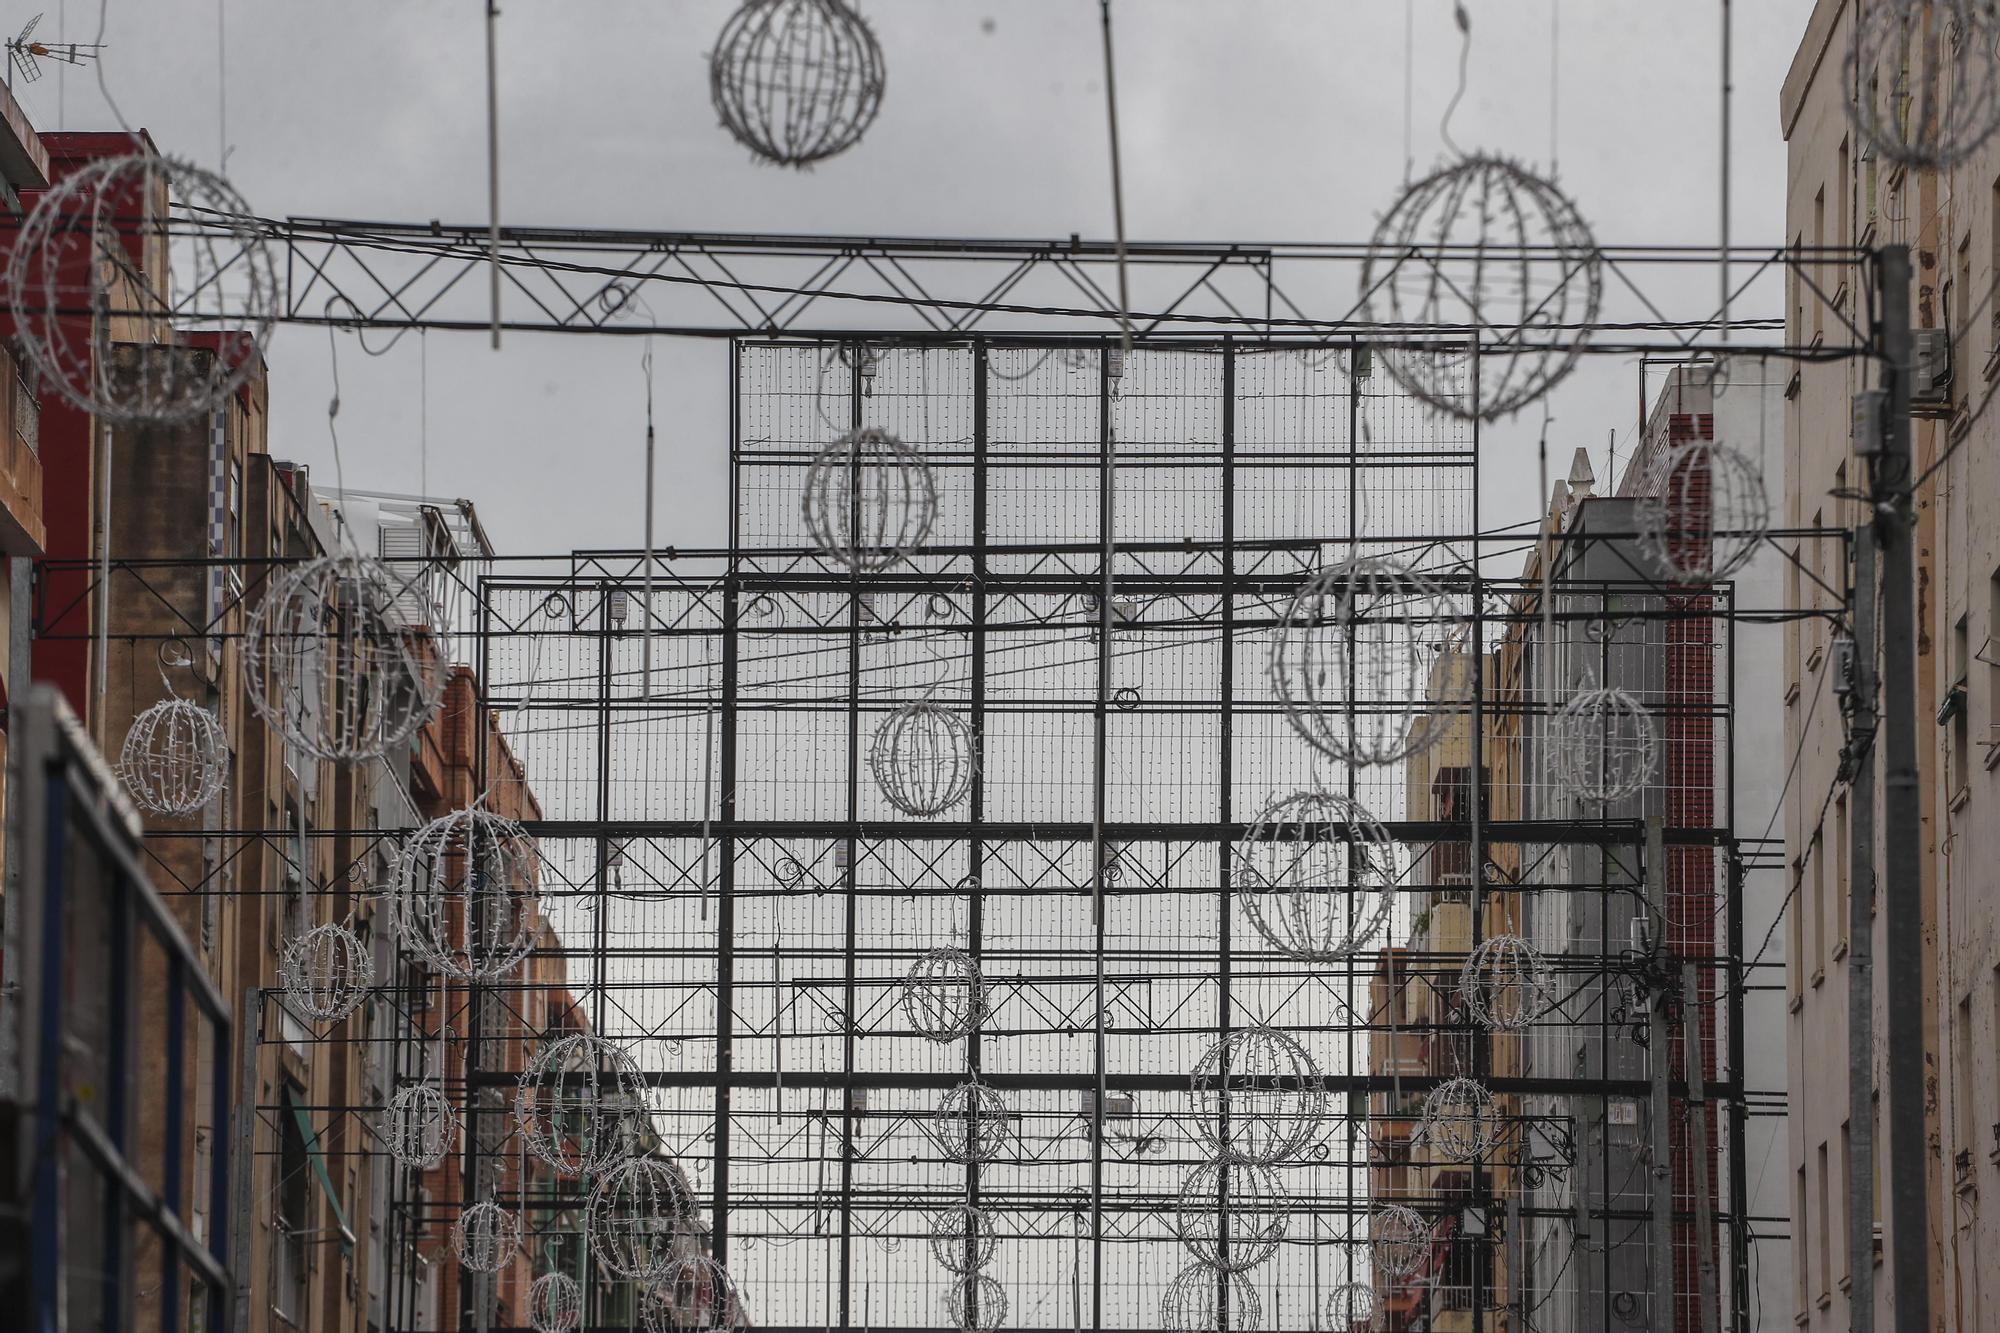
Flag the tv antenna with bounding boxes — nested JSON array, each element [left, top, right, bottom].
[[7, 14, 105, 86]]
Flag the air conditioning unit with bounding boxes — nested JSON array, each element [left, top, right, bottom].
[[1081, 1091, 1134, 1120], [1911, 328, 1953, 416]]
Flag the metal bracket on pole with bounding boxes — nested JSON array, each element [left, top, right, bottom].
[[1683, 960, 1722, 1333]]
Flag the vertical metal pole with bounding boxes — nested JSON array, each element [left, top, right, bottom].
[[1719, 0, 1732, 343], [484, 0, 501, 349], [838, 343, 862, 1333], [1090, 342, 1112, 1333], [713, 561, 740, 1265], [95, 417, 112, 741], [1847, 523, 1878, 1333], [969, 342, 990, 1241], [1871, 245, 1928, 1333], [1683, 960, 1722, 1333], [1646, 815, 1676, 1328], [1466, 339, 1488, 1333]]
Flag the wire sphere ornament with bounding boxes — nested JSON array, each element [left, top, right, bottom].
[[1174, 1158, 1290, 1273], [588, 1156, 698, 1281], [870, 700, 976, 816], [393, 806, 542, 982], [1188, 1025, 1329, 1165], [710, 0, 886, 168], [515, 1033, 650, 1176], [942, 1273, 1008, 1333], [243, 554, 444, 764], [115, 697, 229, 816], [1457, 934, 1556, 1032], [528, 1272, 583, 1333], [381, 1082, 458, 1169], [1359, 153, 1602, 422], [1633, 439, 1770, 584], [928, 1202, 999, 1274], [799, 427, 937, 574], [452, 1199, 521, 1274], [934, 1080, 1015, 1164], [1846, 0, 2000, 170], [900, 947, 990, 1042], [1161, 1262, 1263, 1333], [3, 153, 279, 425], [642, 1255, 741, 1333], [1271, 557, 1472, 767], [1234, 789, 1400, 963], [1421, 1076, 1502, 1162], [279, 920, 374, 1024], [1551, 685, 1659, 805], [1369, 1203, 1433, 1280], [1326, 1281, 1378, 1331]]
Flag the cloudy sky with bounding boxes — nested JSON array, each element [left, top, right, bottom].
[[8, 0, 1816, 555]]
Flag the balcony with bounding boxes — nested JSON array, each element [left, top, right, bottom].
[[0, 349, 44, 556]]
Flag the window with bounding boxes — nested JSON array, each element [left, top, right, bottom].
[[1789, 857, 1805, 1003], [1818, 1141, 1832, 1303], [275, 1085, 310, 1325], [1958, 993, 1977, 1174], [1840, 1121, 1853, 1286], [1814, 187, 1826, 341], [1795, 1164, 1811, 1318], [1810, 830, 1826, 981], [1951, 616, 1971, 796], [1835, 794, 1850, 954], [1992, 966, 2000, 1146], [1990, 175, 2000, 340], [1988, 568, 2000, 741]]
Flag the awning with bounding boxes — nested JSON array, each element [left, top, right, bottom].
[[285, 1085, 356, 1255]]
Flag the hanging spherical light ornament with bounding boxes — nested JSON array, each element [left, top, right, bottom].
[[243, 554, 445, 764], [515, 1033, 651, 1176], [1457, 934, 1555, 1032], [870, 700, 976, 816], [1187, 1025, 1328, 1165], [1326, 1281, 1378, 1331], [115, 698, 229, 817], [588, 1156, 698, 1281], [799, 427, 937, 574], [279, 921, 374, 1024], [1369, 1203, 1433, 1280], [934, 1080, 1015, 1164], [1846, 0, 2000, 170], [392, 806, 542, 982], [1234, 789, 1400, 962], [1421, 1076, 1501, 1162], [928, 1202, 999, 1274], [1358, 153, 1602, 422], [1270, 556, 1472, 768], [528, 1272, 583, 1333], [642, 1255, 741, 1333], [710, 0, 886, 169], [1173, 1158, 1290, 1273], [381, 1082, 459, 1169], [452, 1199, 521, 1274], [1551, 685, 1659, 805], [942, 1273, 1008, 1333], [899, 947, 990, 1042], [2, 152, 279, 425], [1633, 439, 1770, 584], [1160, 1261, 1263, 1333]]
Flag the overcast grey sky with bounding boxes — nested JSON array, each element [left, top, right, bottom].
[[8, 0, 1816, 556]]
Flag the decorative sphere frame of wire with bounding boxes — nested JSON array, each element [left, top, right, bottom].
[[116, 698, 229, 817], [928, 1202, 999, 1274], [934, 1080, 1015, 1165], [1846, 0, 2000, 170], [528, 1272, 583, 1333], [1370, 1203, 1433, 1279], [280, 921, 374, 1024], [1270, 557, 1472, 768], [1326, 1281, 1378, 1331], [942, 1272, 1008, 1333], [1234, 789, 1400, 963], [588, 1156, 697, 1281], [2, 152, 279, 425], [1633, 439, 1770, 584], [799, 427, 937, 574], [900, 947, 990, 1043], [642, 1254, 741, 1333], [393, 806, 542, 982], [710, 0, 886, 169], [1421, 1076, 1502, 1162], [452, 1199, 521, 1274], [382, 1082, 458, 1170], [870, 700, 976, 816], [1160, 1261, 1262, 1333], [515, 1033, 651, 1176], [1173, 1158, 1290, 1273], [1458, 934, 1556, 1032], [1188, 1025, 1328, 1165], [1359, 153, 1603, 422], [243, 554, 444, 764], [1551, 685, 1659, 805]]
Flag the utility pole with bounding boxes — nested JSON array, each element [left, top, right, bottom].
[[1645, 816, 1676, 1328], [1844, 520, 1878, 1333], [1870, 246, 1928, 1333]]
